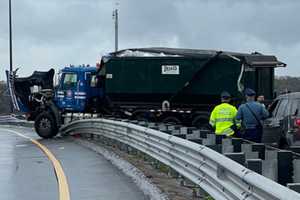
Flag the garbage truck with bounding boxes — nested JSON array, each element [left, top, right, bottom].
[[7, 48, 285, 138]]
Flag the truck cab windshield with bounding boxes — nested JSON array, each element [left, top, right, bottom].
[[63, 73, 77, 90]]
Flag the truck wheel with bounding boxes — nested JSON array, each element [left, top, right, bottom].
[[134, 113, 148, 121], [162, 116, 181, 125], [192, 116, 212, 131], [132, 111, 154, 122], [34, 112, 58, 138]]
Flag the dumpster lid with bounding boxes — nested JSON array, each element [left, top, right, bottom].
[[244, 55, 286, 68], [109, 47, 286, 67]]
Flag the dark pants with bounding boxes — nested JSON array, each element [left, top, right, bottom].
[[243, 128, 263, 143]]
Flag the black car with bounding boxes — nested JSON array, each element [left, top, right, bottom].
[[263, 92, 300, 148]]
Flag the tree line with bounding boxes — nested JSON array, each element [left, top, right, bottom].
[[0, 81, 11, 114], [274, 76, 300, 93]]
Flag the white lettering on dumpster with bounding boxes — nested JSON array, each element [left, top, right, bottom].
[[106, 74, 113, 79], [161, 65, 180, 75]]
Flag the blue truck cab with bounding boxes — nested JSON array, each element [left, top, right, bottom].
[[55, 65, 103, 112], [7, 65, 104, 138]]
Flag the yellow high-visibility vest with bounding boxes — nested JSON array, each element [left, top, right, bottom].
[[209, 103, 240, 136]]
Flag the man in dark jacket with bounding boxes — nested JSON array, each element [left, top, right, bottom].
[[236, 88, 269, 143]]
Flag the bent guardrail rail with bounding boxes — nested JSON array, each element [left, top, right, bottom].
[[60, 118, 300, 200]]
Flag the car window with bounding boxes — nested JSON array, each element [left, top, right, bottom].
[[268, 99, 279, 117], [290, 99, 300, 116], [62, 73, 77, 90], [275, 99, 288, 118]]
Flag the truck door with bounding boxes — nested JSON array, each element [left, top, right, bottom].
[[60, 73, 78, 111], [85, 72, 104, 111], [263, 98, 288, 145], [90, 73, 103, 96]]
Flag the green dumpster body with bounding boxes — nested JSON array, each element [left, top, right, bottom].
[[103, 50, 277, 110]]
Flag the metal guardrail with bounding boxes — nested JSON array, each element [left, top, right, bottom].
[[60, 118, 300, 200]]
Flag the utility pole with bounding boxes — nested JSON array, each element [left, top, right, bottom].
[[112, 5, 119, 52], [9, 0, 13, 72], [8, 0, 14, 113]]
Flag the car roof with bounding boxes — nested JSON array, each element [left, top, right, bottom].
[[277, 92, 300, 99]]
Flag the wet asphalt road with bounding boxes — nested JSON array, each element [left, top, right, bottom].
[[0, 125, 148, 200]]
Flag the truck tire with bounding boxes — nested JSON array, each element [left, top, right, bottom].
[[162, 116, 181, 125], [132, 110, 154, 122], [192, 115, 212, 131], [34, 112, 58, 138]]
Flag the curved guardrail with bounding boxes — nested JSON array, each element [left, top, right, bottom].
[[60, 118, 300, 200]]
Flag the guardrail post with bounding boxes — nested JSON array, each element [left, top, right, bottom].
[[278, 150, 293, 186], [231, 138, 243, 152], [200, 130, 211, 138], [147, 122, 158, 129], [252, 143, 265, 160], [287, 183, 300, 193], [186, 130, 200, 140], [262, 150, 278, 181], [216, 135, 226, 144], [203, 134, 216, 145], [171, 128, 186, 138], [180, 127, 197, 135], [241, 144, 259, 159], [158, 124, 167, 132], [246, 159, 262, 174], [222, 138, 233, 153], [225, 152, 245, 165], [293, 159, 300, 182], [167, 125, 181, 132]]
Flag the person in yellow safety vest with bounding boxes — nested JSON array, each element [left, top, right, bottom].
[[209, 91, 240, 136]]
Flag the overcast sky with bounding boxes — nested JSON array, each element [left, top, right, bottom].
[[0, 0, 299, 80]]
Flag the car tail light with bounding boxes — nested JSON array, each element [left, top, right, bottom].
[[294, 118, 300, 127]]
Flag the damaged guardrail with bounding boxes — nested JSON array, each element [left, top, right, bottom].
[[60, 118, 300, 200]]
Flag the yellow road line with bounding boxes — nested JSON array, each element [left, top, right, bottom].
[[1, 128, 70, 200]]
